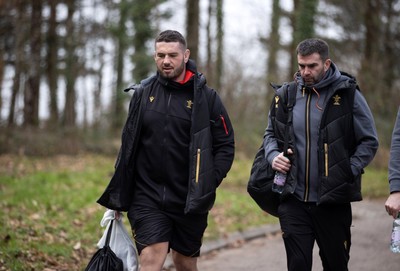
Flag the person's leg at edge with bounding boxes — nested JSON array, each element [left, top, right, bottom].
[[172, 250, 198, 271], [138, 242, 169, 271]]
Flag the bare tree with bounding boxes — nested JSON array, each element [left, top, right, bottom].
[[93, 45, 105, 130], [265, 0, 281, 93], [205, 0, 214, 85], [289, 0, 318, 75], [215, 0, 223, 92], [111, 0, 129, 130], [62, 0, 77, 127], [0, 0, 8, 121], [186, 0, 200, 64], [8, 0, 26, 127], [46, 0, 59, 127], [23, 0, 42, 127], [131, 0, 161, 82]]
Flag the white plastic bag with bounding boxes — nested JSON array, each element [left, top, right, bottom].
[[97, 209, 139, 271]]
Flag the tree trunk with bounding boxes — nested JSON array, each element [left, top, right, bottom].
[[0, 48, 3, 122], [289, 0, 317, 75], [111, 0, 128, 130], [46, 0, 59, 127], [359, 0, 381, 109], [381, 0, 397, 101], [93, 45, 104, 130], [266, 0, 281, 92], [62, 0, 77, 127], [131, 0, 155, 82], [205, 0, 214, 85], [186, 0, 200, 64], [23, 0, 42, 127], [215, 0, 223, 92], [8, 0, 26, 127], [0, 0, 6, 120]]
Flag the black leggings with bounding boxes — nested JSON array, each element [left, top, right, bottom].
[[278, 197, 352, 271]]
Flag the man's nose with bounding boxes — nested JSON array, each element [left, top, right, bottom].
[[163, 55, 172, 63], [304, 67, 312, 75]]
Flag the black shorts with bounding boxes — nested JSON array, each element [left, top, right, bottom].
[[127, 206, 208, 257]]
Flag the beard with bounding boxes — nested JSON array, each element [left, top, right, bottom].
[[158, 60, 186, 81], [304, 70, 325, 86]]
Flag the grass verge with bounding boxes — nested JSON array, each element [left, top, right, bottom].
[[0, 154, 389, 270]]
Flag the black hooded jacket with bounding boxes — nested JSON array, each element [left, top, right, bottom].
[[97, 60, 235, 214]]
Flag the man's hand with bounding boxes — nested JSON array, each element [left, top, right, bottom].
[[385, 192, 400, 219], [272, 148, 293, 173], [114, 210, 121, 220]]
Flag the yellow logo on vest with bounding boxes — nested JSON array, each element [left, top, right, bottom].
[[333, 94, 341, 106], [186, 100, 193, 109], [275, 96, 280, 108], [149, 96, 155, 102]]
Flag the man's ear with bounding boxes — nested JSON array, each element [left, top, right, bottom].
[[324, 58, 331, 72], [184, 49, 190, 63]]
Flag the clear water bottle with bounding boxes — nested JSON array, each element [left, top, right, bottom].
[[390, 214, 400, 253], [272, 171, 286, 194]]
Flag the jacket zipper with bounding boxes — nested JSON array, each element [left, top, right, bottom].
[[304, 89, 311, 201], [196, 148, 201, 183], [324, 143, 329, 176]]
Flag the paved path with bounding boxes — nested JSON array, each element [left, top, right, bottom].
[[165, 199, 400, 270]]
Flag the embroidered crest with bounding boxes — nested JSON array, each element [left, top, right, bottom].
[[149, 96, 155, 103], [332, 94, 341, 106], [186, 100, 193, 109], [275, 96, 280, 108]]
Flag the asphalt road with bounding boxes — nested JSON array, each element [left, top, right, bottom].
[[165, 198, 400, 270]]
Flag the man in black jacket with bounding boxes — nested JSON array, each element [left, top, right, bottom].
[[97, 30, 235, 271], [263, 38, 378, 270]]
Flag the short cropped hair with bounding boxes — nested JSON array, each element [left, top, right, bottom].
[[155, 30, 187, 49], [296, 38, 329, 61]]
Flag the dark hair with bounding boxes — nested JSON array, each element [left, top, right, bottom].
[[155, 30, 187, 48], [296, 38, 329, 61]]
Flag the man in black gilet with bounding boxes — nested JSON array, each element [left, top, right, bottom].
[[263, 38, 378, 270]]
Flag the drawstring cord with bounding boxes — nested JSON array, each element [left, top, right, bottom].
[[312, 87, 323, 111], [302, 86, 323, 111]]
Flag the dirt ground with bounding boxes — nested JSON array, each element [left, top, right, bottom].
[[165, 198, 400, 270]]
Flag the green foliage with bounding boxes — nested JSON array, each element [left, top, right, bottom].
[[361, 167, 389, 198], [0, 155, 112, 270]]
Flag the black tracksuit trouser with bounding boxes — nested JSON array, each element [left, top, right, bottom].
[[278, 196, 352, 271]]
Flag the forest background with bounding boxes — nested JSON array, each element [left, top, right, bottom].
[[0, 0, 400, 270], [1, 0, 400, 157]]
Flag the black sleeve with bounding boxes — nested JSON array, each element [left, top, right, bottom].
[[209, 92, 235, 185]]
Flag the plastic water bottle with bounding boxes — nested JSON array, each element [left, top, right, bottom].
[[272, 171, 286, 194], [390, 214, 400, 253]]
